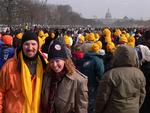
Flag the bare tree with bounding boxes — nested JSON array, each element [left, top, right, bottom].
[[0, 0, 95, 26]]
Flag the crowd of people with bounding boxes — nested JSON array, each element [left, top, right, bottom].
[[0, 26, 150, 113]]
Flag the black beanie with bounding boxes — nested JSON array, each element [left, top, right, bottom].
[[144, 30, 150, 40], [21, 31, 39, 46], [21, 31, 39, 60], [48, 39, 68, 60]]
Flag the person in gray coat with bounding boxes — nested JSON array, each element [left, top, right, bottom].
[[95, 45, 146, 113]]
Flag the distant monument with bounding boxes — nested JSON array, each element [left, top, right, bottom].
[[105, 8, 112, 19], [98, 8, 138, 27], [100, 8, 116, 26]]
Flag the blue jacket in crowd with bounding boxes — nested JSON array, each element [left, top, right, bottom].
[[0, 44, 15, 69], [78, 51, 104, 87]]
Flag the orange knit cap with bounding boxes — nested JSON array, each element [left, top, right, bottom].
[[2, 35, 13, 45]]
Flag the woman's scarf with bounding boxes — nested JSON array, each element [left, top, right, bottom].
[[19, 51, 43, 113], [48, 70, 66, 113]]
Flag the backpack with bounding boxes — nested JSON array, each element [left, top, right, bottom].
[[0, 44, 14, 69]]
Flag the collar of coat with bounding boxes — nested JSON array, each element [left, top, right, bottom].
[[66, 69, 87, 80]]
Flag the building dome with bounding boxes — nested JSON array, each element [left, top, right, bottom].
[[105, 9, 112, 19]]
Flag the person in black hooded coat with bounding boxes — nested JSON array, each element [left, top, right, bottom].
[[140, 30, 150, 113]]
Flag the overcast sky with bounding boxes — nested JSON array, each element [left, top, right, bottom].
[[47, 0, 150, 20]]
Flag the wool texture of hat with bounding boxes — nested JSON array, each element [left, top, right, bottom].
[[2, 35, 13, 45], [16, 32, 23, 39], [128, 36, 135, 43], [79, 35, 85, 42], [96, 41, 102, 49], [114, 29, 122, 37], [91, 43, 100, 53], [21, 31, 39, 46], [119, 35, 128, 44], [127, 42, 135, 48], [125, 33, 130, 39], [48, 40, 68, 60], [64, 36, 71, 45], [105, 36, 112, 43], [87, 33, 95, 42], [103, 28, 111, 36], [38, 30, 45, 37], [44, 33, 49, 38], [106, 42, 116, 53], [95, 33, 100, 40]]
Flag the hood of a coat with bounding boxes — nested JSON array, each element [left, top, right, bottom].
[[113, 45, 138, 67]]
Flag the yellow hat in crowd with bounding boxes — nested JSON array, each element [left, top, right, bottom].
[[16, 32, 23, 39], [95, 33, 100, 40], [106, 41, 116, 53], [127, 36, 135, 48], [38, 36, 45, 48], [103, 28, 111, 36], [38, 31, 48, 48], [119, 35, 128, 44], [105, 36, 112, 43], [38, 30, 45, 37], [44, 33, 49, 38], [114, 29, 122, 37], [128, 36, 135, 43], [64, 35, 68, 39], [78, 35, 85, 43], [91, 43, 100, 53], [96, 41, 102, 49], [127, 42, 135, 48], [125, 33, 130, 39], [85, 33, 89, 40], [64, 35, 72, 46], [87, 33, 95, 42]]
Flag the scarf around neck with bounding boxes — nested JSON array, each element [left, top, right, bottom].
[[19, 51, 43, 113], [48, 69, 66, 113]]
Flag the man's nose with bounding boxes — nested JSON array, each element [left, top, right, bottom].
[[53, 61, 57, 67], [28, 44, 33, 49]]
